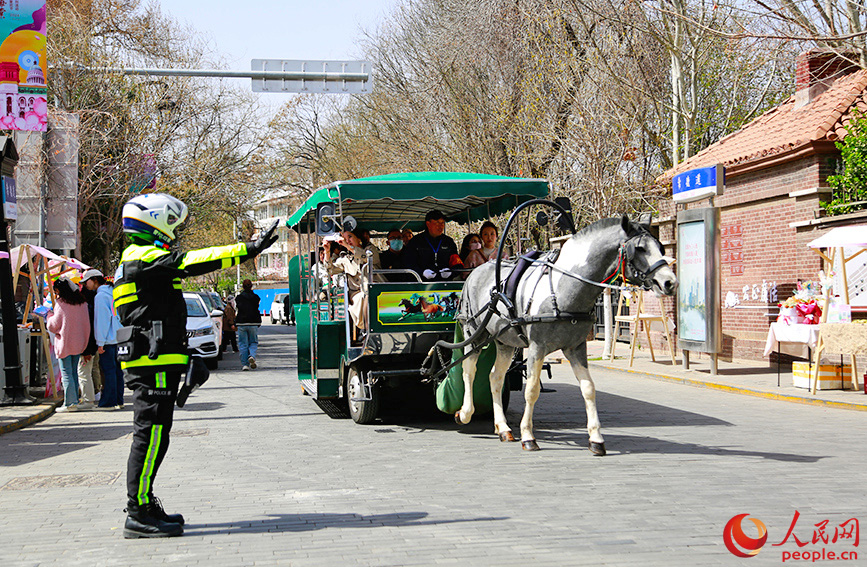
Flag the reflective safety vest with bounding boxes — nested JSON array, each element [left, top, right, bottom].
[[114, 240, 252, 375]]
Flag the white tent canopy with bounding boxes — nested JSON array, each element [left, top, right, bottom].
[[807, 224, 867, 249]]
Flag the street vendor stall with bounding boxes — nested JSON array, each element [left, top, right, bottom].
[[7, 245, 90, 398], [806, 225, 867, 394]]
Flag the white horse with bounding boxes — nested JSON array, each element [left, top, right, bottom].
[[455, 215, 677, 454]]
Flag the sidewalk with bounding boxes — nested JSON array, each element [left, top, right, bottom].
[[581, 339, 867, 412], [0, 400, 57, 435], [2, 339, 865, 436]]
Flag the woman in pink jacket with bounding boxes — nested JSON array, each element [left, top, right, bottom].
[[47, 278, 91, 412]]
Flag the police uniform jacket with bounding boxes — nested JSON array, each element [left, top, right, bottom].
[[114, 240, 255, 376]]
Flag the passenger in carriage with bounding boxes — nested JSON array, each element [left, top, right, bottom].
[[459, 233, 486, 275], [479, 221, 503, 262], [380, 228, 409, 282], [322, 228, 384, 334], [401, 228, 413, 246], [402, 209, 460, 282]]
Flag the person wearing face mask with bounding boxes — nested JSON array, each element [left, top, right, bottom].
[[380, 228, 407, 282], [460, 233, 486, 274]]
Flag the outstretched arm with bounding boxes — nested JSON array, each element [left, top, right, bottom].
[[178, 220, 280, 277]]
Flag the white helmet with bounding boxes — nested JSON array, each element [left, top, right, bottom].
[[122, 193, 189, 244]]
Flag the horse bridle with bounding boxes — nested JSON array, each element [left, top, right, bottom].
[[618, 231, 670, 290]]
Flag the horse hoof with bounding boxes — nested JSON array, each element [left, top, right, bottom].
[[498, 431, 515, 442], [522, 440, 540, 451], [589, 441, 606, 456], [454, 412, 462, 425]]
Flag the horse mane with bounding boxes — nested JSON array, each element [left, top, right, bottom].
[[572, 216, 625, 239], [572, 215, 648, 239]]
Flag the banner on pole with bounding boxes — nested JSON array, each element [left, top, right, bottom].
[[0, 1, 47, 131]]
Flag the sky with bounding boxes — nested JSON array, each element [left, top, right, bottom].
[[161, 0, 396, 71]]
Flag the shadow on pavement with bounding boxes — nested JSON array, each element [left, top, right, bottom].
[[388, 387, 731, 435], [174, 402, 226, 411], [526, 430, 826, 462], [595, 391, 732, 428], [173, 412, 323, 422], [0, 424, 132, 466], [183, 511, 507, 536]]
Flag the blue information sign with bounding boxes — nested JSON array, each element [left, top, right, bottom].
[[2, 175, 16, 220], [672, 164, 724, 203]]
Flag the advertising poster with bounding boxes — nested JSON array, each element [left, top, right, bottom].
[[677, 220, 707, 341], [0, 1, 47, 131]]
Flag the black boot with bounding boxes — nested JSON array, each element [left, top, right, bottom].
[[124, 502, 183, 539], [148, 496, 185, 525]]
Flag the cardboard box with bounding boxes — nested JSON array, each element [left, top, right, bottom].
[[792, 362, 853, 390]]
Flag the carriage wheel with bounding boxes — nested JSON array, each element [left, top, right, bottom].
[[346, 364, 380, 424]]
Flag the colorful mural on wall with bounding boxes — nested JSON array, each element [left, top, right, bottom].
[[0, 1, 47, 131]]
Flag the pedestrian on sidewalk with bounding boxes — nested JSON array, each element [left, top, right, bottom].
[[234, 279, 261, 370], [92, 272, 123, 409], [47, 277, 90, 412], [221, 296, 238, 353], [77, 271, 101, 409]]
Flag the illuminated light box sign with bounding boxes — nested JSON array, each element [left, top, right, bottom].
[[672, 164, 725, 203]]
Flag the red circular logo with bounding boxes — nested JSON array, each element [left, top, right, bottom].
[[724, 514, 768, 557]]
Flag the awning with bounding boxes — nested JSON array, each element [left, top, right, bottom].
[[807, 225, 867, 248], [286, 171, 550, 233]]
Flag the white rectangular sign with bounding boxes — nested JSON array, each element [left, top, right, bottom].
[[251, 59, 373, 94]]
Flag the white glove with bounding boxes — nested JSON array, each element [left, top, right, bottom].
[[439, 269, 452, 279], [423, 269, 436, 280]]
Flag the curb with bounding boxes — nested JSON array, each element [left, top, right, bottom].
[[0, 403, 57, 436], [590, 362, 867, 413]]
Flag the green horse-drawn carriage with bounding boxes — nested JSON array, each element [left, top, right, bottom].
[[286, 172, 549, 423]]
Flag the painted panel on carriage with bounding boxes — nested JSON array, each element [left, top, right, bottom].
[[376, 290, 462, 325], [368, 283, 463, 332]]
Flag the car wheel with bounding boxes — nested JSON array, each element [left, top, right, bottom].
[[204, 357, 218, 370]]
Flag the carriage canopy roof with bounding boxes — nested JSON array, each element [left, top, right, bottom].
[[286, 172, 550, 233]]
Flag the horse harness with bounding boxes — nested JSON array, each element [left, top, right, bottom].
[[425, 228, 669, 379]]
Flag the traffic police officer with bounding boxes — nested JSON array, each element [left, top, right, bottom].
[[115, 193, 278, 538]]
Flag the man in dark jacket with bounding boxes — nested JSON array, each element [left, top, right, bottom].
[[234, 279, 262, 370], [402, 210, 459, 281]]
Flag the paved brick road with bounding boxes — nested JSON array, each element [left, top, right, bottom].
[[0, 326, 863, 566]]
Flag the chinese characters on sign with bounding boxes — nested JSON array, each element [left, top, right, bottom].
[[721, 223, 744, 276], [672, 164, 725, 203]]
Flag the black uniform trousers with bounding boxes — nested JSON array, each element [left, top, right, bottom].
[[126, 371, 181, 506]]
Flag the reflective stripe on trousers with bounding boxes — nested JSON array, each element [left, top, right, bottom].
[[126, 371, 179, 506]]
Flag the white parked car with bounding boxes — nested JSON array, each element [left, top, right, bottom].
[[270, 293, 292, 324], [184, 292, 219, 369]]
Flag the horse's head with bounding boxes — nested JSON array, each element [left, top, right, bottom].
[[620, 215, 677, 296]]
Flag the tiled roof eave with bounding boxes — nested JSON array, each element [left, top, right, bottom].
[[723, 139, 839, 178], [657, 140, 839, 185]]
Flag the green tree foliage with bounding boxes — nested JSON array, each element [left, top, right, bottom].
[[825, 112, 867, 215]]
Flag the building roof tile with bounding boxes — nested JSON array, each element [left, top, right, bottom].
[[669, 70, 867, 177]]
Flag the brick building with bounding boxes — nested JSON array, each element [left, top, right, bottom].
[[646, 51, 867, 363]]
